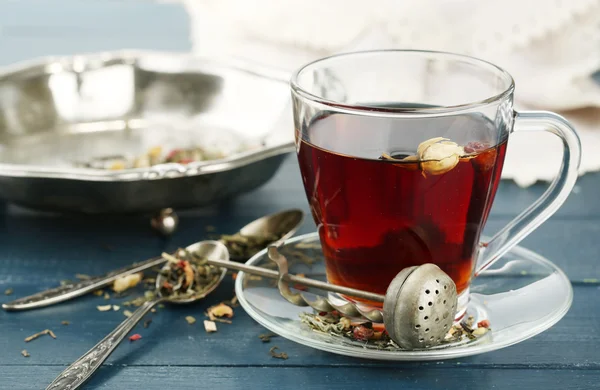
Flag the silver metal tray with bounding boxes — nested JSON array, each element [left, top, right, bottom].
[[0, 50, 296, 213]]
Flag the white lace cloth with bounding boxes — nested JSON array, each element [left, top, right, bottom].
[[176, 0, 600, 187]]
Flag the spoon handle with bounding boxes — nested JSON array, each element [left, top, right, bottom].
[[46, 297, 162, 390], [2, 256, 166, 311]]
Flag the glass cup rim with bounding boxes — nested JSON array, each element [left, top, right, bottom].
[[290, 49, 516, 117]]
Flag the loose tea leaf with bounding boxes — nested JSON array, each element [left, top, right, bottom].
[[4, 288, 13, 295], [112, 305, 120, 311], [75, 273, 91, 280], [21, 350, 30, 357], [143, 319, 152, 329], [103, 293, 110, 300], [123, 310, 133, 318], [206, 303, 233, 320], [159, 249, 222, 300], [258, 333, 278, 343], [25, 329, 56, 343], [185, 316, 196, 325], [269, 346, 288, 360], [61, 321, 70, 326], [93, 290, 104, 297]]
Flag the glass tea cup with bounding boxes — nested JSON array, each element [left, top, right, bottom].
[[291, 50, 581, 315]]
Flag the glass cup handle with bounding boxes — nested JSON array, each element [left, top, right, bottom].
[[475, 111, 582, 275]]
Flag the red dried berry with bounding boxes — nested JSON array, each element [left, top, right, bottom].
[[477, 319, 491, 329], [129, 334, 142, 342], [352, 325, 375, 341]]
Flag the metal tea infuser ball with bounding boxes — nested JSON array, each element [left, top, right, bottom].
[[266, 246, 458, 349]]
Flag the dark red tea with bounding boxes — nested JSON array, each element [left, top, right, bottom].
[[296, 113, 507, 306]]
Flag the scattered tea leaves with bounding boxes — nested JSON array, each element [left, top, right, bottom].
[[219, 232, 281, 259], [4, 288, 13, 296], [204, 320, 217, 333], [61, 321, 70, 326], [21, 350, 30, 358], [25, 329, 56, 343], [97, 305, 112, 312], [113, 273, 143, 293], [75, 273, 91, 280], [112, 305, 120, 311], [123, 310, 133, 318], [258, 333, 278, 343], [93, 290, 104, 297], [129, 334, 142, 342], [150, 308, 157, 313], [143, 319, 152, 329], [269, 346, 288, 360], [103, 293, 110, 300], [185, 316, 197, 325]]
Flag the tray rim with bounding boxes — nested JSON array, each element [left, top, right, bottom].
[[0, 49, 295, 182]]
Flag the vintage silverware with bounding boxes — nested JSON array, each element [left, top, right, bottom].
[[2, 209, 304, 311], [0, 50, 295, 213], [46, 240, 230, 390], [46, 241, 457, 389]]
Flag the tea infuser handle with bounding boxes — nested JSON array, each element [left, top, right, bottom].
[[475, 111, 582, 275], [45, 297, 163, 390]]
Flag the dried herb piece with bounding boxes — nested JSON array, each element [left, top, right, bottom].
[[25, 329, 56, 342], [219, 232, 282, 259], [75, 273, 91, 280], [123, 310, 133, 318], [92, 290, 104, 297], [21, 350, 30, 357], [61, 321, 70, 326], [143, 319, 152, 329], [206, 303, 234, 322], [205, 225, 216, 232], [97, 305, 112, 312], [258, 333, 278, 343], [103, 293, 110, 300], [129, 334, 142, 342], [113, 273, 143, 293], [204, 320, 217, 333], [159, 250, 222, 300], [112, 305, 120, 311], [4, 287, 13, 296], [185, 316, 196, 325], [269, 346, 288, 360]]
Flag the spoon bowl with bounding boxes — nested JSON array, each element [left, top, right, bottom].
[[157, 240, 229, 304], [46, 240, 230, 390]]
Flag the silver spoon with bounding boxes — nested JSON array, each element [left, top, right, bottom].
[[2, 209, 304, 311], [45, 240, 230, 390]]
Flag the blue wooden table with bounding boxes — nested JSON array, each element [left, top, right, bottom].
[[0, 2, 599, 389]]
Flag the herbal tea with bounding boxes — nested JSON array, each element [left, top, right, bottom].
[[296, 112, 507, 305]]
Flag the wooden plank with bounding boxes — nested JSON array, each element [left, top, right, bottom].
[[0, 280, 597, 368], [2, 366, 599, 390]]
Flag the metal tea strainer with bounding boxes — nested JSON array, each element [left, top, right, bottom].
[[265, 246, 458, 349]]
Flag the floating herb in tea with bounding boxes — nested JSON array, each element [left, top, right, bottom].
[[269, 346, 288, 360], [25, 329, 56, 343]]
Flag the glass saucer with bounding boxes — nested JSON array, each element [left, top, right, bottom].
[[235, 232, 573, 361]]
